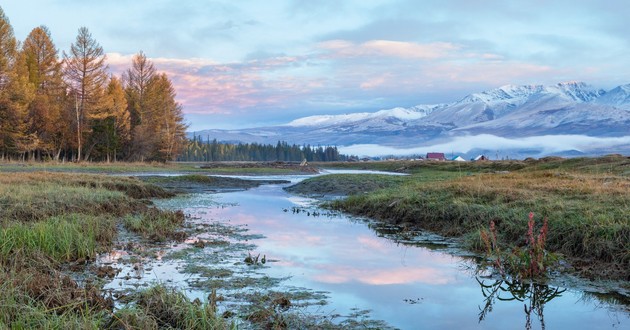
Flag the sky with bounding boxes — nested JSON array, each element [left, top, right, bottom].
[[3, 1, 630, 131]]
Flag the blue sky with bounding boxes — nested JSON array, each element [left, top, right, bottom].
[[4, 1, 630, 130]]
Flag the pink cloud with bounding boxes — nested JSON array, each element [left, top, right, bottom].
[[319, 39, 459, 59], [105, 44, 564, 125]]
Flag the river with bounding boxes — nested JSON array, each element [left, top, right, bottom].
[[101, 171, 630, 329]]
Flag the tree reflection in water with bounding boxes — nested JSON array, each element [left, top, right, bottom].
[[477, 277, 566, 330]]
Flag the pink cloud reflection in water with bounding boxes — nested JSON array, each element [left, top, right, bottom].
[[198, 191, 461, 288]]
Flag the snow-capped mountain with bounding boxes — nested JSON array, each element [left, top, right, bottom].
[[286, 104, 443, 127], [595, 84, 630, 108], [190, 81, 630, 157]]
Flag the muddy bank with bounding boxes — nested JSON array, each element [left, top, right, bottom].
[[198, 161, 319, 174], [139, 174, 290, 193], [284, 174, 405, 197]]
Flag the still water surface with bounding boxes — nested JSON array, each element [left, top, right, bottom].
[[106, 172, 630, 329]]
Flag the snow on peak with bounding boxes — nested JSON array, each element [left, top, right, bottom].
[[461, 84, 545, 104], [460, 81, 605, 105], [595, 83, 630, 108], [285, 105, 442, 127], [551, 81, 605, 102], [286, 113, 373, 127]]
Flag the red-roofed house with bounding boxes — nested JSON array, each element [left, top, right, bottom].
[[426, 152, 446, 161]]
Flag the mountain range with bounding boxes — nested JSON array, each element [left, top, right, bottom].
[[190, 82, 630, 158]]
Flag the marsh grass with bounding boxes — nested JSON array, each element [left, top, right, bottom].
[[328, 157, 630, 279], [0, 252, 113, 329], [123, 208, 186, 242], [0, 171, 195, 328], [111, 285, 231, 330], [0, 172, 174, 222], [0, 214, 116, 263]]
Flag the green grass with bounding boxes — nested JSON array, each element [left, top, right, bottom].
[[0, 214, 116, 263]]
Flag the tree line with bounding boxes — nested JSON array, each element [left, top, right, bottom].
[[178, 136, 350, 162], [0, 7, 187, 162]]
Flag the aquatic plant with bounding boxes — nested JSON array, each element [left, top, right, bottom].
[[244, 252, 266, 265]]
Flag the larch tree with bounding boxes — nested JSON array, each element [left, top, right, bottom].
[[123, 51, 156, 160], [88, 76, 130, 161], [0, 6, 16, 87], [0, 7, 33, 159], [123, 51, 155, 127], [144, 73, 187, 161], [62, 26, 108, 161], [1, 51, 36, 159], [22, 25, 65, 159]]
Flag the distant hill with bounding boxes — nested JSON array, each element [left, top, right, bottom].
[[190, 81, 630, 158]]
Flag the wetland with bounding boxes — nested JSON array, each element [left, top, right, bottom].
[[0, 157, 629, 329]]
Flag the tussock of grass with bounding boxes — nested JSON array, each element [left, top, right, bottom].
[[111, 285, 229, 330], [123, 208, 186, 242]]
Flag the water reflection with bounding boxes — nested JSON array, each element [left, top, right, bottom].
[[477, 277, 566, 330]]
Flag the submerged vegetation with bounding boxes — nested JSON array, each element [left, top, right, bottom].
[[318, 155, 630, 280]]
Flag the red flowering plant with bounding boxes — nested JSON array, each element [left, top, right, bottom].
[[480, 212, 556, 280]]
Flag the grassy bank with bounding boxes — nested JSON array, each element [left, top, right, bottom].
[[0, 171, 228, 328], [0, 160, 318, 175], [315, 156, 630, 280]]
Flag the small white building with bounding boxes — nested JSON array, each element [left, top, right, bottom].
[[451, 155, 466, 162]]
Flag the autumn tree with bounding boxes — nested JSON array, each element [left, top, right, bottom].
[[0, 6, 16, 87], [123, 51, 155, 128], [22, 26, 66, 159], [0, 7, 34, 160], [62, 26, 108, 161], [144, 73, 187, 160], [87, 76, 130, 161]]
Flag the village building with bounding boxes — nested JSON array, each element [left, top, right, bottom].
[[451, 155, 466, 162], [426, 152, 446, 161]]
